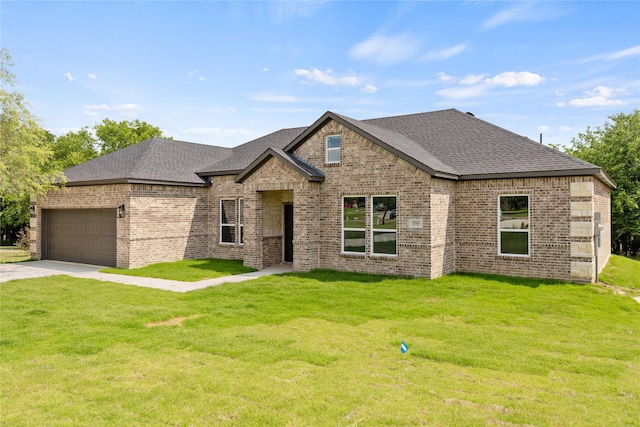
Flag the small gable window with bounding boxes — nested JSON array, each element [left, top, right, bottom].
[[326, 135, 341, 164]]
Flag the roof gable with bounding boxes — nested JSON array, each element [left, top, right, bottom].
[[198, 127, 306, 176], [234, 148, 325, 183]]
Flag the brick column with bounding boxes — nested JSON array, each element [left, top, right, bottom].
[[569, 181, 595, 282], [292, 182, 320, 272], [243, 187, 264, 270]]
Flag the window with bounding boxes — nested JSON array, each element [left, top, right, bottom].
[[499, 195, 529, 256], [238, 198, 244, 245], [343, 196, 366, 253], [220, 199, 236, 244], [326, 135, 341, 164], [372, 196, 397, 255]]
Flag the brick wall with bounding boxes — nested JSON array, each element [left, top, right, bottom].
[[593, 178, 612, 274], [31, 184, 131, 267], [455, 177, 593, 281], [430, 178, 456, 278], [127, 184, 208, 268], [208, 175, 244, 260], [293, 120, 433, 277], [33, 183, 210, 269]]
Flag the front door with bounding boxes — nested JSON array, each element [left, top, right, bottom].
[[284, 204, 293, 262]]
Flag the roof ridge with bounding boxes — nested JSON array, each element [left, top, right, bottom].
[[129, 138, 160, 178], [361, 108, 457, 123]]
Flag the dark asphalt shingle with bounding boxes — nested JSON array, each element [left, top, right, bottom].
[[63, 138, 232, 185], [63, 109, 610, 187]]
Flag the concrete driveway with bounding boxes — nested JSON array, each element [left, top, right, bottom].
[[0, 260, 292, 292], [0, 260, 103, 282]]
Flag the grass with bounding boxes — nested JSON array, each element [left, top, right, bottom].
[[1, 269, 639, 426], [100, 258, 256, 282], [0, 246, 31, 264], [600, 254, 640, 290]]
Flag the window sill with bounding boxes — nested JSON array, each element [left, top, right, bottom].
[[341, 252, 366, 258], [370, 254, 398, 260]]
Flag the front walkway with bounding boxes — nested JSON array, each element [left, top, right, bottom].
[[0, 260, 292, 292]]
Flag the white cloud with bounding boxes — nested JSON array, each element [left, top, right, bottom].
[[482, 2, 569, 30], [349, 33, 422, 65], [361, 84, 378, 94], [482, 3, 533, 29], [484, 71, 545, 87], [436, 70, 545, 100], [295, 68, 361, 87], [263, 67, 269, 72], [559, 86, 628, 108], [582, 45, 640, 62], [437, 72, 456, 82], [271, 1, 329, 22], [83, 103, 143, 118], [87, 73, 97, 80], [538, 125, 550, 132], [460, 74, 486, 85], [608, 45, 640, 60], [422, 44, 467, 61], [198, 76, 206, 81], [64, 72, 75, 82]]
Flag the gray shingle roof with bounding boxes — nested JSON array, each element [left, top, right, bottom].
[[63, 137, 232, 186], [63, 109, 613, 188], [361, 109, 602, 179], [197, 127, 306, 175]]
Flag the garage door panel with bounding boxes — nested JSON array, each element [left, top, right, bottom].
[[43, 209, 117, 267]]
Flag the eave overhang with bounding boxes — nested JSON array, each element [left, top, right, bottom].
[[63, 178, 211, 188]]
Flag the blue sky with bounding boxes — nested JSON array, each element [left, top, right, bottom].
[[3, 1, 639, 147]]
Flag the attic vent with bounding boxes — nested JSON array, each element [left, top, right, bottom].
[[466, 112, 475, 117]]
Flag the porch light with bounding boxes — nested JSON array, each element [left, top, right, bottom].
[[117, 204, 125, 218], [29, 204, 36, 218]]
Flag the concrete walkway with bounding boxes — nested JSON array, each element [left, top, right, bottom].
[[0, 260, 293, 292]]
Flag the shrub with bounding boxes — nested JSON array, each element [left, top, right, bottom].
[[15, 227, 30, 252]]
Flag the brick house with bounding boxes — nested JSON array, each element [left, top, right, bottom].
[[31, 109, 614, 283]]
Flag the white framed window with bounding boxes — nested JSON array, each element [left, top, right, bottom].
[[371, 196, 397, 256], [498, 195, 530, 256], [220, 198, 236, 244], [326, 135, 341, 164], [238, 198, 244, 245], [342, 196, 366, 254]]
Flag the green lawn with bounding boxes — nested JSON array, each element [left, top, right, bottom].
[[1, 270, 639, 426], [100, 258, 256, 282], [0, 246, 30, 264], [600, 254, 640, 290]]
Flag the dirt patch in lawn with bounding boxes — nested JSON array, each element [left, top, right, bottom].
[[146, 314, 201, 328]]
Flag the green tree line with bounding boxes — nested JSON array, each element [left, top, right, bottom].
[[562, 110, 640, 256], [1, 49, 167, 242]]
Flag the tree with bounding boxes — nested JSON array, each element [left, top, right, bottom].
[[50, 127, 98, 170], [564, 110, 640, 255], [0, 49, 64, 243], [95, 118, 166, 154], [0, 49, 63, 197]]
